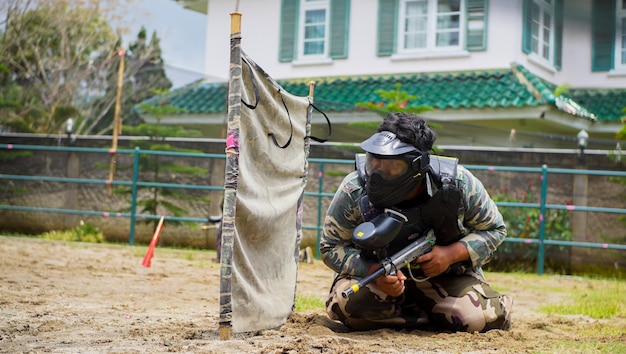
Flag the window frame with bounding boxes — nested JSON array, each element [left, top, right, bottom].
[[396, 0, 466, 55], [528, 0, 555, 68], [377, 0, 487, 58], [296, 0, 331, 61]]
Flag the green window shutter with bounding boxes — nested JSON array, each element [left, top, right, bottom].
[[377, 0, 398, 56], [591, 0, 616, 71], [521, 0, 532, 54], [465, 0, 488, 51], [279, 0, 299, 62], [330, 0, 350, 59], [553, 0, 563, 70]]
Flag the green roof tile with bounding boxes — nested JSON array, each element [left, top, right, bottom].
[[569, 89, 626, 122], [137, 65, 626, 123], [137, 81, 228, 114]]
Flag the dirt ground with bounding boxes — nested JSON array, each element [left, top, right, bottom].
[[1, 236, 624, 354]]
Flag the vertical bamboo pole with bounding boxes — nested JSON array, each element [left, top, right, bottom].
[[220, 10, 242, 341], [308, 81, 315, 99], [108, 48, 125, 195], [220, 0, 241, 141]]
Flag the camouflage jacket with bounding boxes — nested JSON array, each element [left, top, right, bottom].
[[320, 164, 507, 278]]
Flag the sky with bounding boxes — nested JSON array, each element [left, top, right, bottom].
[[123, 0, 208, 88]]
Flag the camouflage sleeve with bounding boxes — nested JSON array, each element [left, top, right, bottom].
[[319, 171, 376, 278], [456, 165, 507, 267]]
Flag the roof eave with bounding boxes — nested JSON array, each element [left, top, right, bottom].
[[172, 0, 208, 15]]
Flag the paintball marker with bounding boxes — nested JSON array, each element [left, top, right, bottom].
[[342, 222, 436, 298]]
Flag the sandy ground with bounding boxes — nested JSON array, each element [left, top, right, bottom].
[[1, 236, 624, 354]]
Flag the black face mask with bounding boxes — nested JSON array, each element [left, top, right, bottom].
[[366, 168, 426, 208]]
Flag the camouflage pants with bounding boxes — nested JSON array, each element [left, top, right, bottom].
[[325, 270, 512, 332]]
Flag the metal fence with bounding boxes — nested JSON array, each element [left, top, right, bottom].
[[1, 143, 626, 275]]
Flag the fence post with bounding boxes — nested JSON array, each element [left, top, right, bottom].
[[315, 162, 325, 260], [64, 151, 80, 228], [129, 147, 140, 245], [537, 164, 548, 275], [571, 168, 589, 273]]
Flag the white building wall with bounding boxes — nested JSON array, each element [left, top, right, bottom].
[[204, 0, 283, 80], [558, 0, 625, 89], [203, 0, 624, 88]]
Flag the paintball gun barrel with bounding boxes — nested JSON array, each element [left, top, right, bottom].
[[341, 230, 435, 298]]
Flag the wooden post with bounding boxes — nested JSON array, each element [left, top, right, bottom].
[[108, 48, 125, 195], [220, 10, 242, 342], [230, 12, 242, 34]]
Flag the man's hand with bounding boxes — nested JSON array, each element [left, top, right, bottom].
[[416, 242, 470, 277], [368, 264, 406, 297]]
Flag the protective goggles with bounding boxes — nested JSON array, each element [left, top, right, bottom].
[[365, 153, 410, 181], [365, 152, 429, 180]]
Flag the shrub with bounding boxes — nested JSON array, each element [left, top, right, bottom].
[[486, 182, 572, 273], [39, 220, 104, 243]]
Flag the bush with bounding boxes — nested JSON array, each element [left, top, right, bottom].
[[39, 221, 104, 243], [486, 182, 572, 273]]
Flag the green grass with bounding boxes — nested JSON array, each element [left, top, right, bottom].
[[539, 279, 626, 319], [294, 272, 626, 321], [575, 323, 626, 337], [547, 320, 626, 353], [552, 340, 626, 353], [295, 294, 325, 312]]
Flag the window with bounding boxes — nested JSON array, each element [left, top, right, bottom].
[[617, 0, 626, 69], [279, 0, 350, 63], [398, 0, 463, 53], [377, 0, 488, 57], [299, 0, 329, 58], [530, 0, 553, 62], [522, 0, 562, 70]]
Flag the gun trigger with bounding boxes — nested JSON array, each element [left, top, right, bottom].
[[407, 262, 422, 269], [407, 233, 419, 241]]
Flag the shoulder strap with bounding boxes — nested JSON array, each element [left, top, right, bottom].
[[355, 153, 367, 185], [429, 155, 459, 204], [428, 155, 458, 187], [354, 153, 382, 221]]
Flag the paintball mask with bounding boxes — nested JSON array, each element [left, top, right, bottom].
[[360, 131, 430, 208]]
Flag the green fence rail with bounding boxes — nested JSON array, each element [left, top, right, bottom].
[[0, 144, 224, 245], [1, 143, 626, 275]]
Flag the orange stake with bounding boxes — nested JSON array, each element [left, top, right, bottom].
[[142, 216, 165, 267]]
